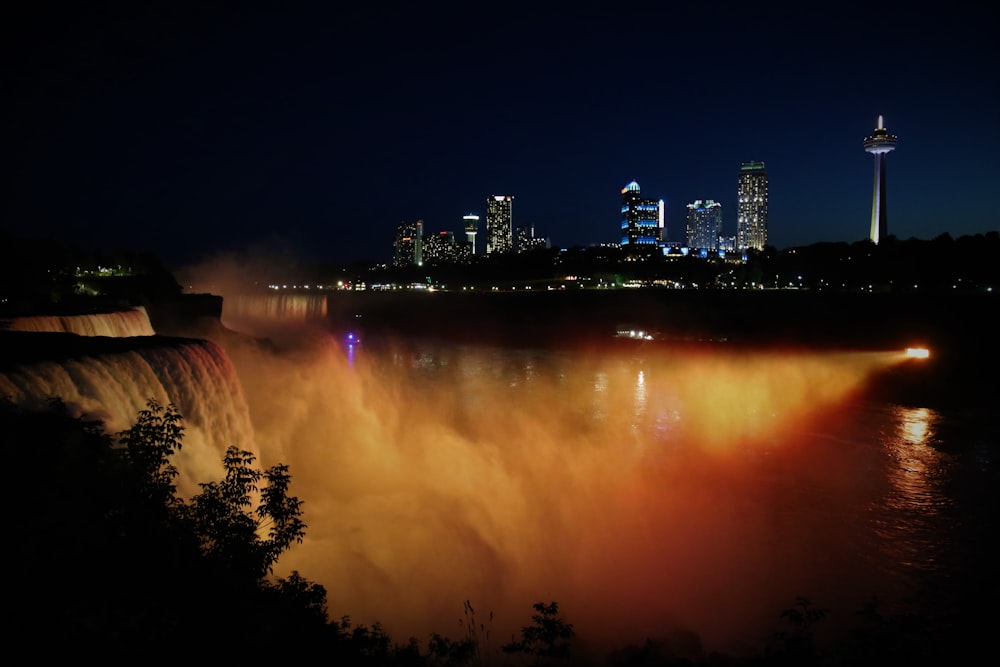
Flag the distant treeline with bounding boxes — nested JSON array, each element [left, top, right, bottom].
[[0, 230, 183, 313], [358, 232, 1000, 293], [3, 230, 998, 314]]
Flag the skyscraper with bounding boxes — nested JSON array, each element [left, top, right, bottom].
[[685, 200, 722, 252], [864, 115, 898, 245], [736, 161, 768, 252], [486, 195, 513, 254], [620, 181, 664, 250], [423, 230, 462, 265], [516, 222, 548, 253], [463, 214, 480, 254], [393, 220, 423, 267]]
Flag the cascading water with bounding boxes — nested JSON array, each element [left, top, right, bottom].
[[222, 293, 327, 326], [0, 309, 256, 497], [1, 306, 156, 337], [216, 292, 333, 345]]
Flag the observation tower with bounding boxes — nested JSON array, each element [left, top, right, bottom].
[[463, 213, 479, 254], [863, 115, 898, 245]]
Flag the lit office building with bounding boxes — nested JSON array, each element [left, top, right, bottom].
[[686, 200, 722, 252], [423, 230, 467, 265], [516, 223, 548, 253], [393, 220, 423, 267], [486, 195, 513, 254], [620, 181, 664, 249], [736, 161, 768, 251]]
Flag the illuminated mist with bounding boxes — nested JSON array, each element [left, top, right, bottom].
[[1, 289, 921, 657], [213, 297, 909, 657]]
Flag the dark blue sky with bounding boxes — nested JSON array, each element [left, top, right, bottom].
[[3, 2, 997, 268]]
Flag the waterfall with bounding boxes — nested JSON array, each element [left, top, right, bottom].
[[1, 306, 156, 337], [222, 294, 327, 326], [217, 292, 331, 341], [0, 335, 256, 497]]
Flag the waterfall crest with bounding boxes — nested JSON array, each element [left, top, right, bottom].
[[222, 294, 327, 326], [0, 335, 256, 497], [1, 306, 156, 337]]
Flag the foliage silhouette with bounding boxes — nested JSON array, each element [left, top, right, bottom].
[[1, 395, 972, 664], [188, 445, 306, 581], [4, 396, 320, 658], [766, 596, 830, 665], [458, 599, 494, 665], [427, 632, 478, 667], [502, 601, 576, 664]]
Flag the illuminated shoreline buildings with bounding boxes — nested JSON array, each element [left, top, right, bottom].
[[864, 115, 898, 245], [486, 195, 513, 254], [736, 161, 768, 252], [620, 181, 664, 251], [686, 199, 722, 254]]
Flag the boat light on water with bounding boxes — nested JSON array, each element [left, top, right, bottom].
[[614, 324, 655, 341]]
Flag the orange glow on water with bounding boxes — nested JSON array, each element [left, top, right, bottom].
[[209, 321, 906, 655]]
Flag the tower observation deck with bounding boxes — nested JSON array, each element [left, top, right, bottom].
[[864, 115, 898, 245], [463, 213, 479, 254]]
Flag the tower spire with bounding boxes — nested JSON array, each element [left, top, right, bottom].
[[863, 115, 898, 245]]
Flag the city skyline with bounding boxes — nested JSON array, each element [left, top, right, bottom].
[[2, 3, 997, 269], [428, 166, 761, 259]]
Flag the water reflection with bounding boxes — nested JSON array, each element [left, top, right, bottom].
[[868, 405, 954, 601], [884, 406, 951, 515], [633, 369, 647, 424], [899, 406, 932, 444], [592, 371, 608, 422]]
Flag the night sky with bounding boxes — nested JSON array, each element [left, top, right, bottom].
[[3, 2, 997, 268]]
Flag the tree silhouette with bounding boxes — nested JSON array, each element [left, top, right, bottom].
[[188, 445, 306, 581], [502, 601, 575, 664], [4, 396, 321, 659], [768, 596, 830, 664]]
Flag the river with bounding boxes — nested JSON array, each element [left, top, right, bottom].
[[213, 294, 998, 659]]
